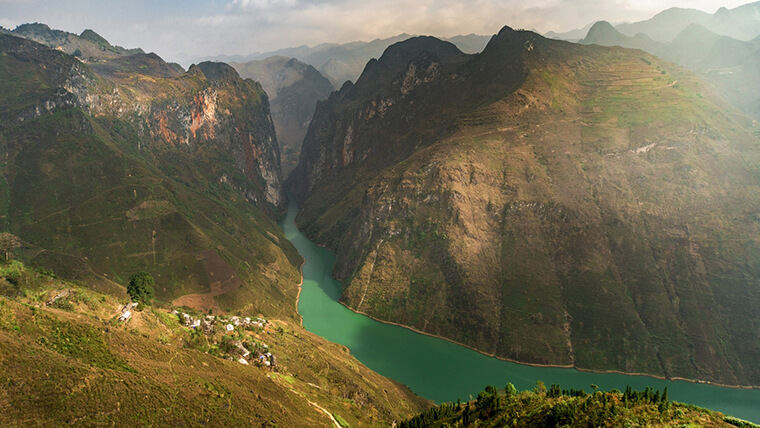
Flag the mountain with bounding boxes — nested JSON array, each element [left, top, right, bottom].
[[9, 23, 146, 61], [615, 2, 760, 42], [545, 23, 595, 42], [231, 56, 335, 175], [288, 28, 760, 386], [580, 21, 760, 120], [548, 2, 760, 44], [0, 263, 429, 426], [581, 21, 634, 47], [400, 384, 756, 427], [210, 33, 491, 88], [0, 32, 302, 321], [0, 25, 434, 427], [615, 7, 712, 42]]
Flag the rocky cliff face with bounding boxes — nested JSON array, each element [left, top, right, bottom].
[[232, 56, 335, 176], [289, 28, 760, 385], [0, 33, 298, 319]]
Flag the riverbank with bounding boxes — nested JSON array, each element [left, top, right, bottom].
[[338, 300, 760, 391], [283, 198, 760, 422]]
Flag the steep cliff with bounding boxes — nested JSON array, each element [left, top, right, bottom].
[[0, 33, 298, 319], [289, 28, 760, 385], [232, 56, 335, 175]]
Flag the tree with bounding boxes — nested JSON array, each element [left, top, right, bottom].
[[0, 232, 21, 261], [72, 48, 82, 57], [504, 382, 518, 398], [127, 271, 155, 303]]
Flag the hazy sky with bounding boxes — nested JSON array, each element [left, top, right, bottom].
[[0, 0, 752, 63]]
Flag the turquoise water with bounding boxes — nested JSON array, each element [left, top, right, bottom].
[[282, 197, 760, 422]]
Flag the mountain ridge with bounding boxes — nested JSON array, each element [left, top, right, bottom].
[[580, 18, 760, 120], [289, 28, 760, 386], [0, 32, 298, 320]]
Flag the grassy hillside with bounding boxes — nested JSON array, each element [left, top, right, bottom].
[[0, 33, 300, 320], [400, 383, 758, 427], [0, 261, 429, 426], [289, 28, 760, 385], [581, 20, 760, 120]]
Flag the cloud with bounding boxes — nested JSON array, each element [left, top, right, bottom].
[[229, 0, 300, 10], [0, 0, 752, 64]]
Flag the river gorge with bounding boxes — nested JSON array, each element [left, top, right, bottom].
[[282, 198, 760, 423]]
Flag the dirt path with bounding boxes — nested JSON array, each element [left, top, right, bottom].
[[269, 374, 341, 428]]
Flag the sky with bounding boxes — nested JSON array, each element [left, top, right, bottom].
[[0, 0, 752, 64]]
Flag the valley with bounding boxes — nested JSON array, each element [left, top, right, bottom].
[[2, 1, 760, 424], [284, 196, 760, 423]]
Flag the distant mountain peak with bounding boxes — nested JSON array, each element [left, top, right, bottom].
[[582, 20, 627, 45], [497, 25, 515, 35], [672, 22, 721, 46], [379, 36, 463, 66], [79, 29, 110, 46], [14, 22, 52, 32]]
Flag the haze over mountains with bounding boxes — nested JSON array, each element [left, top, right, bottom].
[[580, 21, 760, 120], [201, 33, 491, 88], [231, 56, 335, 175], [546, 2, 760, 42]]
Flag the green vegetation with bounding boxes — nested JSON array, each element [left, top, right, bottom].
[[334, 413, 350, 427], [127, 271, 155, 304], [400, 383, 755, 427]]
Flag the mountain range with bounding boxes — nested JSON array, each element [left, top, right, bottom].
[[3, 23, 146, 61], [288, 27, 760, 386], [200, 33, 491, 88], [0, 31, 299, 320], [580, 20, 760, 120], [4, 3, 760, 424], [547, 2, 760, 42], [0, 28, 429, 427]]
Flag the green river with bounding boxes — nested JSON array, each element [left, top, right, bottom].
[[281, 198, 760, 422]]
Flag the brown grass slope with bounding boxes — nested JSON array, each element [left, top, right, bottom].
[[0, 266, 429, 427], [289, 27, 760, 385]]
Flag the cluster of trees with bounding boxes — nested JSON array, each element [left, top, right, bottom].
[[127, 271, 154, 304], [400, 382, 677, 428]]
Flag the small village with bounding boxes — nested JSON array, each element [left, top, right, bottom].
[[116, 302, 277, 369]]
